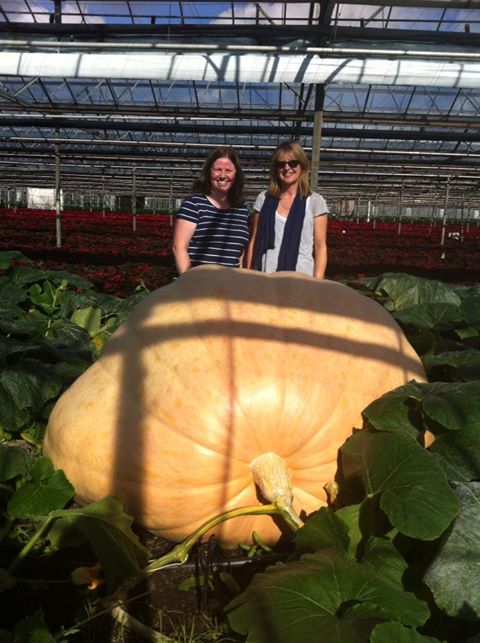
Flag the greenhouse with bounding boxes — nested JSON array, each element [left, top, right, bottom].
[[1, 3, 480, 643]]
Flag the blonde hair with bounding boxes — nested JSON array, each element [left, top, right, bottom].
[[267, 141, 312, 199]]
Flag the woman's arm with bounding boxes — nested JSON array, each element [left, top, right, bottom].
[[172, 218, 197, 274], [245, 211, 260, 268], [313, 214, 328, 279]]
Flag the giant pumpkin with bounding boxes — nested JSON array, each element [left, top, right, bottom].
[[44, 266, 426, 547]]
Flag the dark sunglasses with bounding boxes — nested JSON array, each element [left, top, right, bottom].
[[275, 159, 300, 170]]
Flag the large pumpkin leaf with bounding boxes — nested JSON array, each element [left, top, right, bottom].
[[0, 312, 49, 338], [295, 505, 406, 585], [0, 444, 33, 482], [294, 506, 350, 556], [419, 382, 480, 433], [0, 278, 27, 312], [0, 335, 39, 361], [392, 303, 463, 331], [460, 291, 480, 327], [0, 361, 64, 433], [48, 496, 150, 592], [423, 482, 480, 621], [429, 424, 480, 482], [226, 548, 429, 643], [423, 349, 480, 382], [0, 250, 32, 270], [339, 432, 458, 540], [363, 381, 480, 437], [370, 622, 443, 643], [362, 381, 426, 440], [9, 265, 93, 290], [369, 274, 462, 311], [0, 379, 30, 432], [7, 457, 74, 518]]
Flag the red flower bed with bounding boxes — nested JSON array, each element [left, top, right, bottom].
[[0, 207, 175, 296], [327, 219, 480, 284], [0, 207, 478, 297]]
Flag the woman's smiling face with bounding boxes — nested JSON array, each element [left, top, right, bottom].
[[209, 157, 237, 196], [275, 152, 301, 189]]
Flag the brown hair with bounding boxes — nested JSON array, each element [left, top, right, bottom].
[[193, 146, 245, 207], [267, 140, 312, 199]]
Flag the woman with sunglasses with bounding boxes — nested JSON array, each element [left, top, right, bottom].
[[247, 140, 328, 278], [172, 146, 250, 274]]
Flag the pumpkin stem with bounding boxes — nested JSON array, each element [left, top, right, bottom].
[[250, 452, 303, 528]]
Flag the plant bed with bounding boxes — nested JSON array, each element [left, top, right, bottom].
[[1, 252, 480, 642]]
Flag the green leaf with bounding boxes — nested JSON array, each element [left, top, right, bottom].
[[370, 274, 461, 311], [10, 265, 92, 291], [48, 496, 150, 591], [71, 306, 103, 336], [0, 311, 47, 338], [226, 548, 429, 643], [371, 622, 443, 643], [0, 250, 32, 270], [295, 505, 407, 586], [3, 360, 64, 410], [13, 609, 55, 643], [0, 380, 30, 432], [423, 349, 480, 382], [0, 444, 33, 482], [460, 291, 480, 327], [420, 382, 480, 433], [0, 279, 27, 312], [423, 482, 480, 621], [0, 335, 36, 362], [7, 458, 74, 518], [28, 281, 58, 312], [294, 506, 350, 556], [362, 381, 426, 440], [339, 432, 459, 540], [0, 361, 64, 433], [392, 303, 463, 331], [363, 381, 480, 437], [429, 423, 480, 482], [360, 537, 407, 586]]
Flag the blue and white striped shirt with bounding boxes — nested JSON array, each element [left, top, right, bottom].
[[176, 193, 250, 268]]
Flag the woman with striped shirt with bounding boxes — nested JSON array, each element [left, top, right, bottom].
[[172, 147, 250, 274]]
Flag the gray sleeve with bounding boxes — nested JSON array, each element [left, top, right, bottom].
[[310, 192, 329, 217], [253, 191, 267, 213]]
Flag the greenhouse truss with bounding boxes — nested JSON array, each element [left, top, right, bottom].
[[0, 0, 479, 218]]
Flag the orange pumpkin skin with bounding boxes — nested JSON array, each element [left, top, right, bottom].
[[43, 266, 426, 547]]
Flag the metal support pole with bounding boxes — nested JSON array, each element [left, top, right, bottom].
[[102, 177, 106, 219], [460, 199, 465, 242], [169, 178, 174, 226], [397, 183, 404, 235], [54, 144, 62, 248], [132, 166, 137, 232], [310, 85, 324, 192], [440, 179, 450, 246]]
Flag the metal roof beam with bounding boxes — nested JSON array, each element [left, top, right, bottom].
[[1, 116, 478, 142], [1, 51, 479, 88]]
